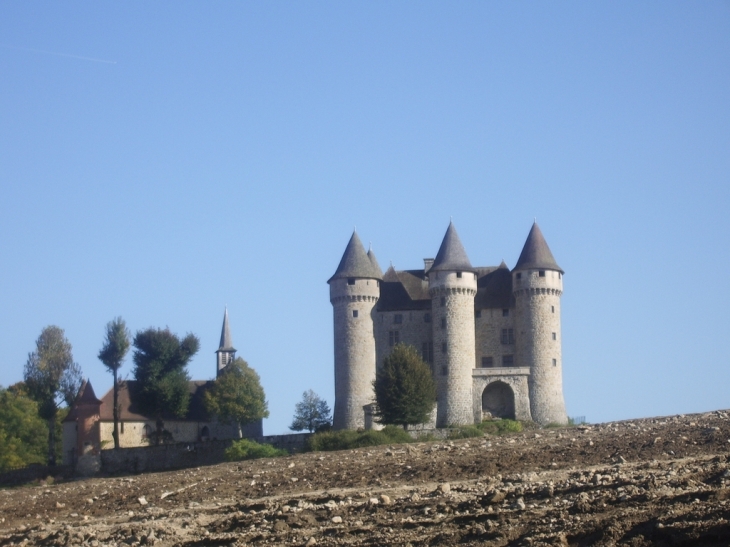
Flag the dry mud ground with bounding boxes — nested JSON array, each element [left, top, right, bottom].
[[2, 411, 730, 547]]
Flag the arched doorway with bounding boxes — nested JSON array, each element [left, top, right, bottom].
[[200, 426, 210, 441], [482, 381, 516, 420]]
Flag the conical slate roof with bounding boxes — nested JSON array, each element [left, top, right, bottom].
[[217, 308, 236, 352], [367, 247, 383, 278], [328, 231, 383, 282], [513, 222, 563, 273], [429, 221, 475, 273]]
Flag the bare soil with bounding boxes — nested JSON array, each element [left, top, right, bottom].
[[2, 410, 730, 546]]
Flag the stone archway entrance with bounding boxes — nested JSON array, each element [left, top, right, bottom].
[[482, 381, 516, 420]]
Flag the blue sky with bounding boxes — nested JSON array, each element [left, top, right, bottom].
[[1, 2, 728, 434]]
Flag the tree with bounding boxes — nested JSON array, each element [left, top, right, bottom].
[[97, 317, 130, 449], [23, 326, 83, 465], [289, 390, 332, 432], [204, 357, 269, 437], [0, 383, 52, 471], [131, 328, 199, 444], [373, 343, 436, 428]]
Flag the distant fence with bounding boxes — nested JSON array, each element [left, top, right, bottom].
[[0, 463, 73, 487]]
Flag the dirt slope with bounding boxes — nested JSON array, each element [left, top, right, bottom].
[[1, 410, 729, 546]]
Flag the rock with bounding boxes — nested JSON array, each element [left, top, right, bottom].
[[56, 502, 65, 509], [369, 497, 379, 505], [380, 494, 392, 505], [331, 516, 343, 523], [305, 538, 317, 546], [488, 491, 506, 504], [438, 483, 451, 494], [138, 497, 148, 506], [514, 497, 526, 510], [272, 520, 289, 532]]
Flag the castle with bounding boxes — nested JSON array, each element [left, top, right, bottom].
[[328, 221, 568, 430]]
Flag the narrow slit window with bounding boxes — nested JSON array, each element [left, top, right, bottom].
[[352, 310, 358, 318]]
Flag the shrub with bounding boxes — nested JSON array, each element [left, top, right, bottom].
[[224, 439, 287, 461], [306, 425, 413, 452], [477, 419, 523, 435], [447, 425, 484, 440]]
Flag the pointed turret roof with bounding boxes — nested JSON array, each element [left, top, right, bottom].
[[429, 221, 475, 273], [328, 231, 383, 283], [367, 246, 383, 279], [217, 308, 236, 352], [513, 222, 563, 273], [76, 379, 102, 405]]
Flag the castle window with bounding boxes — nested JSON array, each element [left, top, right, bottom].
[[347, 278, 356, 285], [352, 310, 358, 318], [502, 355, 514, 367], [481, 356, 493, 368], [552, 358, 557, 366], [501, 328, 515, 345], [456, 272, 462, 278], [516, 272, 522, 280], [552, 332, 556, 340], [389, 330, 400, 346], [424, 313, 431, 323], [539, 270, 546, 277], [475, 310, 481, 318], [394, 314, 403, 324], [442, 342, 447, 353], [551, 305, 555, 313], [441, 317, 446, 329], [422, 342, 433, 363], [440, 297, 446, 307], [121, 421, 125, 434], [441, 366, 448, 376], [502, 309, 509, 317], [142, 424, 152, 438]]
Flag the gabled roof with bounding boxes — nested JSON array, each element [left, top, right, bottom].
[[513, 222, 563, 273], [217, 308, 236, 352], [328, 231, 383, 282], [429, 222, 475, 273], [378, 269, 431, 311]]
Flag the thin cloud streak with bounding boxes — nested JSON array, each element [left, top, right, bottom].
[[1, 44, 117, 64]]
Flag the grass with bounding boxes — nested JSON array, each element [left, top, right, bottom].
[[448, 419, 525, 439], [224, 439, 288, 461]]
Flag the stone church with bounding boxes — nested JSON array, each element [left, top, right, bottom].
[[328, 221, 568, 430]]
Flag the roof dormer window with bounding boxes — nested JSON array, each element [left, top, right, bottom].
[[347, 278, 356, 285]]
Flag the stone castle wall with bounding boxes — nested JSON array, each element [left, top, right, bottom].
[[374, 309, 433, 371], [430, 271, 477, 427], [514, 268, 567, 425], [331, 277, 379, 430], [474, 307, 516, 369]]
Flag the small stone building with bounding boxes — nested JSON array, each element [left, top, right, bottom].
[[329, 221, 568, 430], [62, 310, 262, 465]]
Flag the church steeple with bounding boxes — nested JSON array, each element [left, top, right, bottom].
[[215, 308, 237, 376]]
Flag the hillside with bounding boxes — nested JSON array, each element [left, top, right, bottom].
[[1, 410, 729, 546]]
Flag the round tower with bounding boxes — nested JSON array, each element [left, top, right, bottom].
[[512, 222, 568, 425], [329, 231, 383, 430], [428, 222, 477, 428]]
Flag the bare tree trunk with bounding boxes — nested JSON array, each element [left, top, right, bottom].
[[238, 423, 243, 438], [112, 370, 120, 449], [47, 413, 57, 466]]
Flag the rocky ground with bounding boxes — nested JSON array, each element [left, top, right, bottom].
[[1, 410, 730, 546]]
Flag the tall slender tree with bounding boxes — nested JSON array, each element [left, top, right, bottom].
[[23, 326, 83, 466], [131, 328, 199, 444], [97, 317, 130, 449]]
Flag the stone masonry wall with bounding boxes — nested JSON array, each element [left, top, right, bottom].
[[374, 309, 433, 372], [430, 271, 477, 427], [514, 269, 567, 425], [474, 307, 516, 369], [331, 278, 379, 430]]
